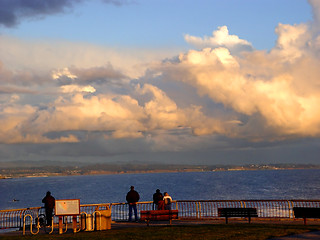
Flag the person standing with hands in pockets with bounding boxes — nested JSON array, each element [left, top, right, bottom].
[[126, 186, 140, 222]]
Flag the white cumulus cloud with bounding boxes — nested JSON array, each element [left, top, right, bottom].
[[185, 26, 253, 54], [155, 20, 320, 141]]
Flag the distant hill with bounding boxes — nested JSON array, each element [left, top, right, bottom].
[[1, 161, 319, 178], [0, 160, 84, 168]]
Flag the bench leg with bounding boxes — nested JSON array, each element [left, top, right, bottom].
[[248, 215, 251, 224], [225, 216, 228, 224]]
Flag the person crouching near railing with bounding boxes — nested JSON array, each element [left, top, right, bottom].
[[126, 186, 140, 222]]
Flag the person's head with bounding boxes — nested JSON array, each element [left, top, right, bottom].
[[156, 189, 160, 193], [130, 186, 134, 190], [46, 191, 51, 196], [164, 192, 168, 196]]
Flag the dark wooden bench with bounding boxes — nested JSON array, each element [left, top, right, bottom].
[[293, 207, 320, 225], [218, 208, 258, 224], [140, 210, 178, 226]]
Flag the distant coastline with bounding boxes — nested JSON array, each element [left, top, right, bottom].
[[1, 162, 319, 179]]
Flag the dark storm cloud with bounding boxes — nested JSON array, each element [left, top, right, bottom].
[[0, 86, 36, 94], [69, 65, 127, 85], [54, 65, 127, 87], [0, 0, 131, 28], [0, 0, 79, 27], [102, 0, 135, 6]]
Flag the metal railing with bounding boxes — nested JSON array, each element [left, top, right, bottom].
[[1, 200, 320, 229], [0, 203, 110, 230], [109, 200, 320, 221]]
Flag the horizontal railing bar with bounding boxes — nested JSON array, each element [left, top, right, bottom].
[[2, 199, 318, 212]]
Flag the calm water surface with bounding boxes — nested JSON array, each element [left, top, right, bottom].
[[1, 169, 320, 210]]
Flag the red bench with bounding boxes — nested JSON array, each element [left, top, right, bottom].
[[140, 210, 179, 226]]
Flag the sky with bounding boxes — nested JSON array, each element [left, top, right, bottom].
[[0, 0, 319, 165]]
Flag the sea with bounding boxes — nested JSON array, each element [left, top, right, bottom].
[[1, 169, 320, 210]]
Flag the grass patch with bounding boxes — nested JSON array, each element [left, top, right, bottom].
[[1, 224, 319, 240]]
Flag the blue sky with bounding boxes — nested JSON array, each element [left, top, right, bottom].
[[1, 0, 312, 49], [0, 0, 319, 165]]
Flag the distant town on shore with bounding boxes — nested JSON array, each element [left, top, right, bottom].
[[1, 161, 319, 179]]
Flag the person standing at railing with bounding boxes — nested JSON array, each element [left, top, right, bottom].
[[126, 186, 140, 222], [163, 192, 172, 210], [42, 191, 55, 226], [153, 189, 164, 210]]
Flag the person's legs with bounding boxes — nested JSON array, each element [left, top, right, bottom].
[[45, 209, 52, 226], [128, 204, 133, 221], [158, 200, 164, 210], [133, 205, 138, 221]]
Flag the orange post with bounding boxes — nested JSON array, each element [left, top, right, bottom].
[[72, 216, 77, 233], [58, 216, 63, 234]]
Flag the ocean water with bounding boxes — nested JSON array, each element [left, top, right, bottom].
[[1, 169, 320, 210]]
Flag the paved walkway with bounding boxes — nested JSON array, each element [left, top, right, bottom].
[[118, 221, 320, 239], [1, 219, 320, 239], [271, 231, 320, 239]]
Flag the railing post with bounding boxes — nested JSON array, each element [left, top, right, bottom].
[[195, 202, 198, 219], [20, 210, 25, 230], [287, 200, 294, 219], [109, 203, 113, 221]]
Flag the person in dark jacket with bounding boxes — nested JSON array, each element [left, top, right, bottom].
[[153, 189, 164, 210], [42, 191, 55, 226], [126, 186, 140, 222]]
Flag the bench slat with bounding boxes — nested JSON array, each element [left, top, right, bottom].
[[218, 208, 258, 217]]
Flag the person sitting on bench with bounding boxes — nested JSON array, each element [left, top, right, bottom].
[[153, 189, 163, 210], [163, 192, 172, 210]]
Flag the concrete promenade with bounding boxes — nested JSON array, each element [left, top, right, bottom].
[[1, 219, 320, 239], [117, 220, 320, 239], [272, 231, 320, 239]]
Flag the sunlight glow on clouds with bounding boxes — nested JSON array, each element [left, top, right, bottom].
[[60, 85, 96, 93], [52, 68, 77, 80], [185, 26, 254, 53], [0, 0, 319, 163], [1, 15, 320, 144], [159, 19, 320, 139]]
